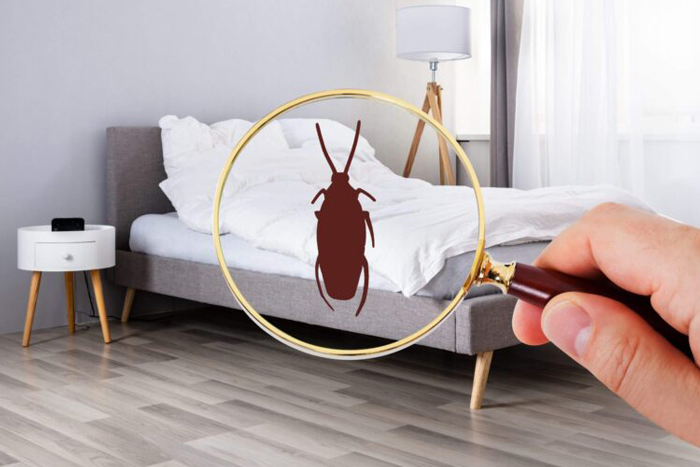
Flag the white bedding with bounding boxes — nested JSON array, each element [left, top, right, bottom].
[[158, 116, 652, 297], [129, 212, 548, 300], [131, 212, 400, 293]]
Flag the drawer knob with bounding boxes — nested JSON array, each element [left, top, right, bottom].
[[63, 253, 73, 261]]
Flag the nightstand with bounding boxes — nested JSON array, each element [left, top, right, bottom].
[[17, 225, 115, 347]]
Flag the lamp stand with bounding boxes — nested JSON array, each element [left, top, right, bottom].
[[402, 68, 456, 185]]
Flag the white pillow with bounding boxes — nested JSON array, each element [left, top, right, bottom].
[[277, 118, 377, 164], [158, 149, 229, 233], [158, 116, 381, 234], [159, 115, 289, 177]]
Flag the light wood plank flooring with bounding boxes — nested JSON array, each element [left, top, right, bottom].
[[0, 307, 697, 467]]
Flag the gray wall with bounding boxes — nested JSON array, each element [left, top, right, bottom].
[[0, 0, 457, 334]]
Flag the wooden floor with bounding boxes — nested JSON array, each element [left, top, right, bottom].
[[0, 307, 698, 467]]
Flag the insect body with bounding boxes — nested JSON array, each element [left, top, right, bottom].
[[312, 121, 376, 316]]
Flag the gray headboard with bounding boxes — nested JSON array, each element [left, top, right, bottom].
[[106, 127, 173, 250]]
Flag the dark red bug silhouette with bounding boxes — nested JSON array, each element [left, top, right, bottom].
[[312, 120, 376, 316]]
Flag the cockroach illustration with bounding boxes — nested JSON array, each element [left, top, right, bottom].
[[312, 120, 376, 317]]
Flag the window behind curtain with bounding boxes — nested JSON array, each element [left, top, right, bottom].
[[514, 0, 700, 226]]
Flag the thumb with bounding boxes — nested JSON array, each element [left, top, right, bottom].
[[542, 292, 700, 446]]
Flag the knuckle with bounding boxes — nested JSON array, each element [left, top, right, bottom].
[[595, 332, 642, 395]]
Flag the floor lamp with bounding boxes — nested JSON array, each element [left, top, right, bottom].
[[397, 5, 472, 185]]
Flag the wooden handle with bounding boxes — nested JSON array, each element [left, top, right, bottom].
[[510, 263, 692, 357]]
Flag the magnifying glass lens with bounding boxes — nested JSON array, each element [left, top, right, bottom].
[[213, 90, 485, 359]]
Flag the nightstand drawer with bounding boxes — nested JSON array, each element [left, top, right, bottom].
[[34, 242, 97, 271]]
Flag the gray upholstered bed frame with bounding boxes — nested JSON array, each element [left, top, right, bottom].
[[105, 126, 521, 409]]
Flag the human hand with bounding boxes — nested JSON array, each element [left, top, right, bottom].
[[512, 203, 700, 446]]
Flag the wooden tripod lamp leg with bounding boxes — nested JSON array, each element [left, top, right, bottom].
[[438, 144, 446, 185], [428, 84, 445, 185], [434, 84, 455, 185], [427, 84, 456, 186], [438, 135, 453, 185], [403, 91, 431, 178], [403, 82, 457, 185]]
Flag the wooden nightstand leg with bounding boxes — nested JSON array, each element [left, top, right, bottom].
[[89, 270, 111, 344], [64, 272, 75, 334], [22, 271, 42, 347], [121, 287, 136, 323]]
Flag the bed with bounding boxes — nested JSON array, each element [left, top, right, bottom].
[[107, 122, 640, 409], [105, 125, 554, 409]]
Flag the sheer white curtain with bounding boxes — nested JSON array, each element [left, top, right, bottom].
[[513, 0, 700, 226]]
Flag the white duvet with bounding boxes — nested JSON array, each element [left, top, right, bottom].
[[158, 116, 651, 296]]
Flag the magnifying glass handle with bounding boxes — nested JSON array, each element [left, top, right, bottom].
[[476, 254, 692, 357]]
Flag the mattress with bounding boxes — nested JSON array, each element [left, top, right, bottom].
[[129, 213, 548, 300]]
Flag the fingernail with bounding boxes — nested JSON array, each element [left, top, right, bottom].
[[542, 300, 592, 357]]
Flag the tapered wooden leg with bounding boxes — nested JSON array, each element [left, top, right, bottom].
[[426, 83, 456, 186], [22, 272, 42, 347], [404, 82, 457, 185], [402, 92, 431, 178], [121, 287, 136, 323], [470, 350, 494, 410], [64, 272, 75, 334], [437, 133, 455, 185], [433, 84, 446, 185], [89, 270, 111, 344], [438, 146, 446, 185]]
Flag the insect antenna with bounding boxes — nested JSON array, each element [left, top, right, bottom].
[[315, 123, 338, 174], [343, 120, 362, 174]]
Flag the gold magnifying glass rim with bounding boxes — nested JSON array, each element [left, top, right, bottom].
[[212, 88, 486, 360]]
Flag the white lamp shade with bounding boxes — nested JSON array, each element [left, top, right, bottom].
[[397, 5, 471, 62]]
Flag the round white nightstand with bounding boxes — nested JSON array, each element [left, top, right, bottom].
[[17, 225, 115, 347]]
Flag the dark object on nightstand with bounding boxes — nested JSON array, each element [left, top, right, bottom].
[[51, 218, 85, 231]]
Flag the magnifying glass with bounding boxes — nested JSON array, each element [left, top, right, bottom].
[[212, 89, 691, 362]]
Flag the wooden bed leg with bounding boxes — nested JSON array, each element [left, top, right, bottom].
[[121, 287, 136, 323], [470, 350, 494, 410]]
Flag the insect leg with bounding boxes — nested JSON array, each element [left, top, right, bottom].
[[315, 257, 334, 311], [356, 188, 376, 202], [311, 188, 327, 204], [363, 211, 375, 247], [355, 257, 369, 317]]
